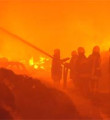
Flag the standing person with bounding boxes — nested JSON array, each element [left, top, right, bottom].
[[51, 49, 62, 87], [75, 47, 89, 95], [69, 51, 78, 88], [88, 46, 101, 94], [108, 48, 110, 93]]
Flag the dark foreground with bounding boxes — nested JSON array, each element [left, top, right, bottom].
[[1, 68, 110, 119], [0, 68, 80, 119]]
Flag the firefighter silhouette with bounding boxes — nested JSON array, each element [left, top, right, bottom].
[[75, 47, 89, 95], [69, 51, 78, 88], [51, 49, 62, 87], [88, 46, 101, 94], [51, 49, 70, 88], [63, 62, 69, 89]]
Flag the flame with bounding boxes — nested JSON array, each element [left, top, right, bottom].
[[40, 57, 45, 64], [29, 57, 34, 66], [34, 65, 39, 69], [29, 56, 49, 70]]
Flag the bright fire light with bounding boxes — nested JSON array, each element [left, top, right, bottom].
[[29, 56, 49, 70], [34, 65, 39, 69], [29, 57, 34, 66]]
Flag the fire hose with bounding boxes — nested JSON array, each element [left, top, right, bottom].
[[0, 27, 69, 63], [0, 27, 70, 88]]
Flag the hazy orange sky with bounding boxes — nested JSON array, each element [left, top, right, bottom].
[[0, 0, 110, 60]]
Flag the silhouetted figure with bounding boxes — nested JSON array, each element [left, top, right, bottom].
[[63, 62, 69, 89], [88, 46, 101, 94], [51, 49, 62, 87], [69, 51, 78, 87], [76, 47, 89, 95]]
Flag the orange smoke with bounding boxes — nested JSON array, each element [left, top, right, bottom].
[[0, 0, 110, 60]]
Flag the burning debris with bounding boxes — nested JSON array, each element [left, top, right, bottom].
[[0, 55, 50, 78], [29, 56, 49, 70]]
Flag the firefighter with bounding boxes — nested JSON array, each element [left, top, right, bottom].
[[51, 49, 62, 87], [69, 51, 78, 88], [88, 46, 101, 94], [75, 47, 89, 95]]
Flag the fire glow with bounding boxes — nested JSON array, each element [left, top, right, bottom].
[[29, 56, 49, 70]]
